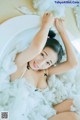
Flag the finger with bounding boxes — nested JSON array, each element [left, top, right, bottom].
[[60, 18, 62, 21], [54, 18, 59, 25], [46, 13, 49, 15], [62, 19, 64, 21], [54, 18, 56, 25], [49, 13, 53, 17], [44, 12, 49, 16], [60, 18, 64, 22], [55, 18, 59, 22], [61, 19, 64, 23], [59, 19, 63, 23], [45, 12, 53, 16]]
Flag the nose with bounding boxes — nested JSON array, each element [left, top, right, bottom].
[[36, 59, 45, 67]]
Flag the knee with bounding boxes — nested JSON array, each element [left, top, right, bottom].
[[64, 99, 73, 105], [48, 112, 80, 120], [53, 99, 73, 114], [68, 112, 80, 120], [74, 113, 80, 120]]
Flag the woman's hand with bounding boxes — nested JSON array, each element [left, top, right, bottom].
[[54, 18, 66, 33], [41, 13, 54, 29]]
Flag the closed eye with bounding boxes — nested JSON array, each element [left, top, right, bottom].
[[46, 62, 50, 65], [41, 53, 44, 57]]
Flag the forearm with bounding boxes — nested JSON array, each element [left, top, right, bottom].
[[59, 30, 78, 67], [30, 13, 53, 52], [31, 25, 50, 51], [53, 99, 73, 114]]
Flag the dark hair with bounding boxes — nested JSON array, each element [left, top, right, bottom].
[[44, 30, 65, 64]]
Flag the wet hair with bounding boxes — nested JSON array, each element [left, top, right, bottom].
[[44, 30, 65, 64]]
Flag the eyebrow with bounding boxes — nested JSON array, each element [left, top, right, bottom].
[[43, 50, 53, 64], [43, 50, 48, 56], [50, 60, 53, 64]]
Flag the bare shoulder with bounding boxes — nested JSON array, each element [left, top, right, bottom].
[[10, 59, 28, 82]]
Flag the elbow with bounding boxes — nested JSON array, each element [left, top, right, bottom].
[[71, 62, 78, 68]]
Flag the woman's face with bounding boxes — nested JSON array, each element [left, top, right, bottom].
[[29, 47, 58, 71]]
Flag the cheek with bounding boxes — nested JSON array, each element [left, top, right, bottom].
[[52, 57, 57, 65], [33, 56, 41, 62], [43, 64, 51, 69], [30, 59, 34, 63], [29, 59, 36, 67]]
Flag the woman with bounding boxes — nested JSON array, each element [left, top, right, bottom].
[[10, 13, 79, 120]]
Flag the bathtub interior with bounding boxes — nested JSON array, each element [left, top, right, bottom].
[[1, 27, 40, 60]]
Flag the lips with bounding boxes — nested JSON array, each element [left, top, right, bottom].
[[33, 61, 39, 68]]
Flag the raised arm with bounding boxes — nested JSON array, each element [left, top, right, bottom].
[[48, 18, 78, 76], [16, 13, 54, 66]]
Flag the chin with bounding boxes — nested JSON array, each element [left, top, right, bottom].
[[31, 66, 39, 71], [29, 61, 39, 71], [32, 67, 39, 71]]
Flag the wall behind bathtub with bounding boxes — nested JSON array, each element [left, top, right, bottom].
[[0, 0, 80, 39]]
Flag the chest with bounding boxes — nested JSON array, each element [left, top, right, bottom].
[[10, 64, 48, 89], [25, 68, 47, 89]]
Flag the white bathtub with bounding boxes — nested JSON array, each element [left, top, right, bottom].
[[0, 15, 41, 67]]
